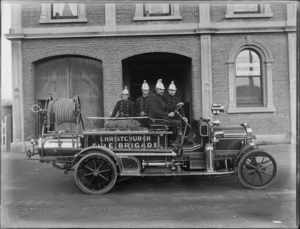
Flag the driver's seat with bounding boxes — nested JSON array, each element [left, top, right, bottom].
[[148, 118, 169, 130]]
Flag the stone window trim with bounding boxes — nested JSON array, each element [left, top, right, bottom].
[[227, 37, 276, 114], [39, 3, 87, 24], [225, 4, 273, 19], [134, 3, 181, 21]]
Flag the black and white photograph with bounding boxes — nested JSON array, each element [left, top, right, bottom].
[[1, 0, 298, 228]]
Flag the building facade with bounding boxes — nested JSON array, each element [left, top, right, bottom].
[[6, 1, 297, 152]]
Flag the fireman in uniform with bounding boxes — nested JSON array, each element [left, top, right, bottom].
[[164, 81, 188, 123], [149, 79, 183, 144], [135, 80, 150, 127], [111, 86, 135, 118]]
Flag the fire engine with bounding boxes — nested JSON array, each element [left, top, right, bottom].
[[28, 95, 278, 194]]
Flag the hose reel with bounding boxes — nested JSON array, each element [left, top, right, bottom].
[[31, 94, 85, 134]]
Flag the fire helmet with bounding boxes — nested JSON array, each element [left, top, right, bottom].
[[122, 86, 129, 95], [168, 81, 177, 90], [141, 80, 150, 90], [155, 79, 165, 90]]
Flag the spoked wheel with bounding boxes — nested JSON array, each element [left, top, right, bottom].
[[75, 152, 117, 194], [237, 149, 278, 189]]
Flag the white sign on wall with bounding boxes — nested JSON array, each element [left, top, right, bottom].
[[236, 63, 260, 76], [233, 4, 259, 13]]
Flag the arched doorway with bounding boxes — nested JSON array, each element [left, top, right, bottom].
[[122, 52, 192, 119], [34, 55, 104, 134]]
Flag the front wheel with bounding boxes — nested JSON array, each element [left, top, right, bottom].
[[75, 152, 117, 194], [237, 149, 278, 189]]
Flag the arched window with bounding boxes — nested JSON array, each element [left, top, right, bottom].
[[235, 49, 262, 107], [227, 37, 275, 113]]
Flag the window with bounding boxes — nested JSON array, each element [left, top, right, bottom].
[[227, 37, 276, 113], [134, 4, 181, 21], [233, 4, 260, 14], [51, 4, 78, 19], [40, 3, 87, 23], [225, 4, 273, 18], [235, 50, 262, 107], [144, 4, 171, 16]]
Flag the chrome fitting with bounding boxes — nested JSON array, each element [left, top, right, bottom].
[[205, 144, 215, 172]]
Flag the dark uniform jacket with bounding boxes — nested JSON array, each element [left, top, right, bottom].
[[135, 96, 150, 116], [111, 99, 135, 117], [149, 93, 176, 120], [163, 94, 185, 117]]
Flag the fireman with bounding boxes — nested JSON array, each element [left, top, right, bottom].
[[149, 79, 183, 144], [135, 80, 150, 127], [164, 81, 188, 123], [111, 86, 135, 118]]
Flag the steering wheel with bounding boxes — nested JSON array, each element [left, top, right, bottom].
[[175, 102, 184, 112]]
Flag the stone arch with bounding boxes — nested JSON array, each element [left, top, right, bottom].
[[119, 44, 195, 121], [31, 46, 106, 135], [117, 43, 194, 61], [228, 36, 274, 63], [30, 44, 106, 63]]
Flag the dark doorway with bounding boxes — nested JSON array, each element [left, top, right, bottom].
[[122, 53, 192, 119]]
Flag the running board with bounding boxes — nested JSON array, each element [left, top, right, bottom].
[[120, 170, 235, 176]]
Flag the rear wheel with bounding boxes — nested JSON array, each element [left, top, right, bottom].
[[237, 149, 278, 189], [75, 152, 117, 194]]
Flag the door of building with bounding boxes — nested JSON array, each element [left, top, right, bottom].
[[122, 53, 192, 120], [34, 56, 103, 134]]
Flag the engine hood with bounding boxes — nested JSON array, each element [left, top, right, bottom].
[[213, 126, 247, 137], [213, 123, 255, 139]]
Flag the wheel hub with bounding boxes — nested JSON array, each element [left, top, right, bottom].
[[257, 164, 262, 172]]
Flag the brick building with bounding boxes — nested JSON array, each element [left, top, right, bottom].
[[5, 1, 297, 152]]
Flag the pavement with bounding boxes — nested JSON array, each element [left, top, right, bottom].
[[0, 143, 298, 228]]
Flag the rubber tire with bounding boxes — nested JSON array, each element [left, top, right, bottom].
[[237, 149, 278, 189], [75, 152, 117, 194]]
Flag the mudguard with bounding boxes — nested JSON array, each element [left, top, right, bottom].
[[234, 143, 256, 168], [71, 146, 119, 167]]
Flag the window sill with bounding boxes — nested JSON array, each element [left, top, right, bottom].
[[228, 106, 276, 113], [133, 16, 182, 21], [39, 18, 88, 24], [225, 13, 273, 19]]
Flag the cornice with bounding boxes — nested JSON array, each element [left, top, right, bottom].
[[5, 21, 296, 40], [3, 0, 299, 3]]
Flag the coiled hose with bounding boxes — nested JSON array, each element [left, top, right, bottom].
[[47, 98, 79, 126]]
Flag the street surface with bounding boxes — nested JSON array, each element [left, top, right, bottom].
[[1, 144, 297, 228]]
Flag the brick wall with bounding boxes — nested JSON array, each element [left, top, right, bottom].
[[271, 3, 287, 21], [22, 2, 201, 28], [210, 3, 287, 23], [210, 4, 227, 23], [22, 35, 200, 140], [22, 3, 105, 28], [21, 3, 287, 27], [22, 3, 41, 27], [116, 4, 135, 24], [21, 3, 287, 28], [86, 3, 105, 26], [116, 3, 200, 25], [180, 4, 199, 23], [19, 2, 292, 141], [211, 33, 290, 136]]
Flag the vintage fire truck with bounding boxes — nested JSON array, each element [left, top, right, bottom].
[[27, 95, 278, 194]]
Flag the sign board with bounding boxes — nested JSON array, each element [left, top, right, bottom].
[[98, 134, 159, 149], [233, 4, 259, 13], [236, 63, 260, 76]]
